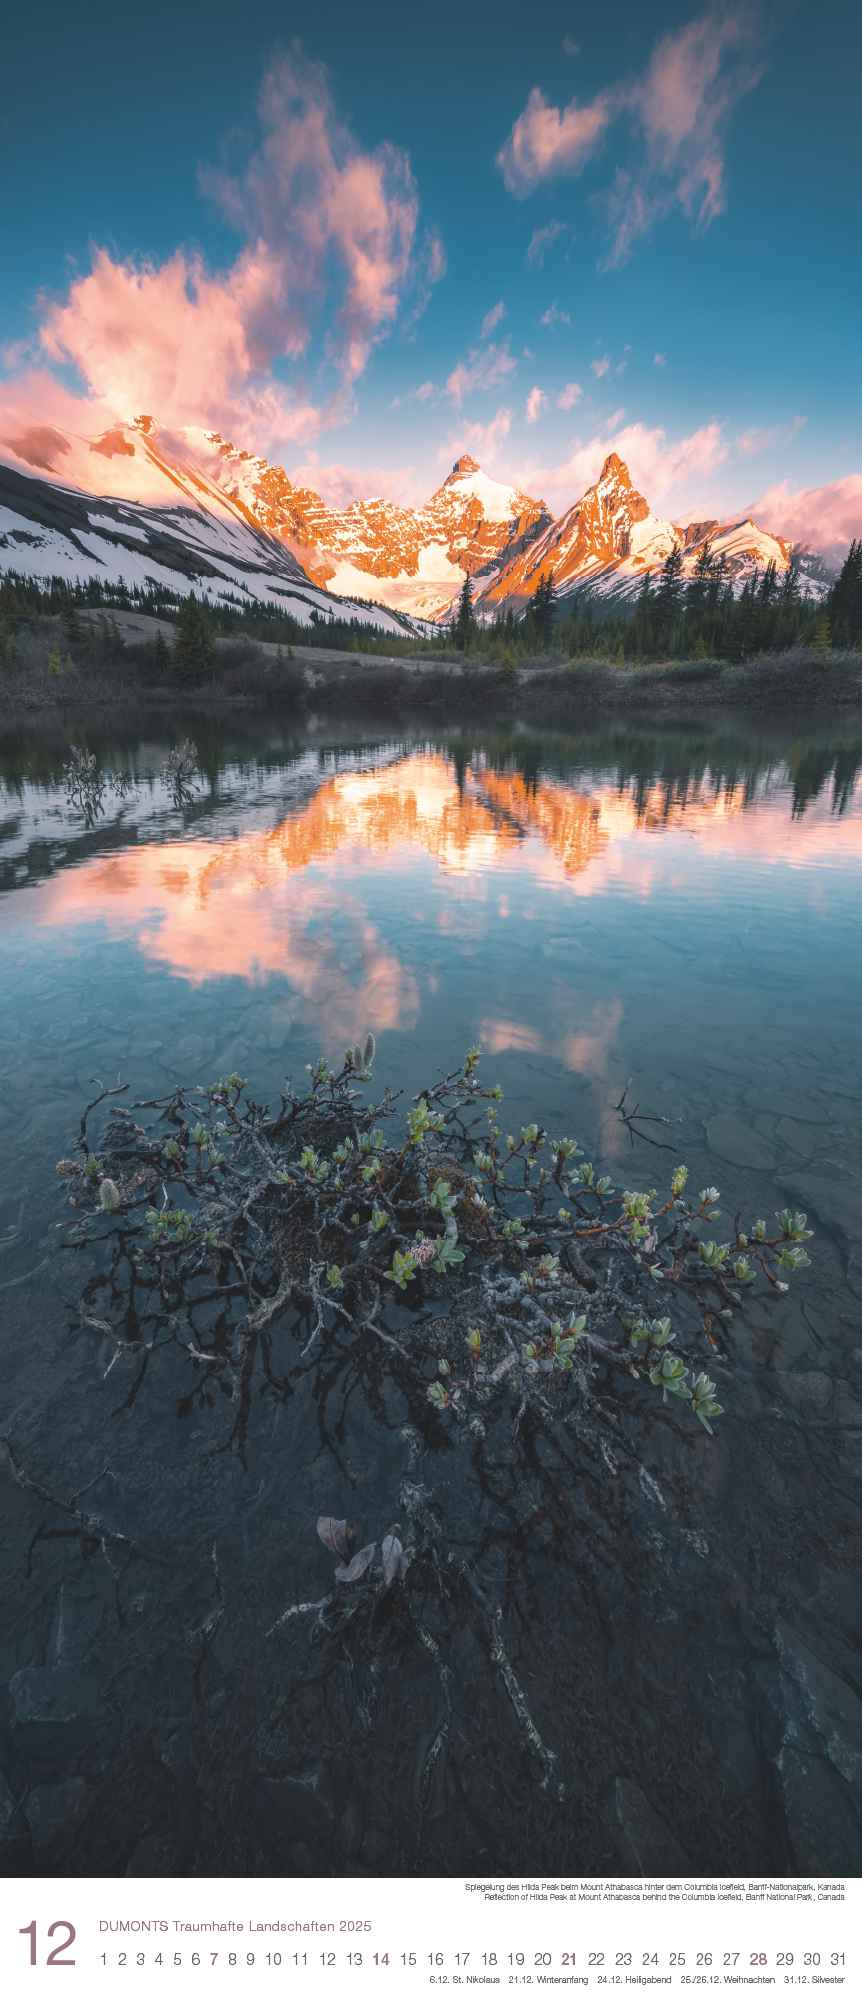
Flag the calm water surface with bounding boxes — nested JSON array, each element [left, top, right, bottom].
[[1, 713, 861, 1876]]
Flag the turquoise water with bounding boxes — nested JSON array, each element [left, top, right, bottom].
[[1, 713, 861, 1875]]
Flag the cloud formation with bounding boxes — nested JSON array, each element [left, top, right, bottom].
[[445, 341, 517, 405], [736, 416, 806, 456], [557, 382, 583, 411], [2, 43, 433, 465], [38, 247, 323, 448], [202, 45, 422, 383], [288, 456, 424, 509], [480, 299, 507, 338], [441, 406, 513, 466], [540, 302, 571, 327], [498, 12, 764, 265], [749, 475, 862, 565], [525, 386, 547, 423], [499, 87, 612, 196], [402, 230, 447, 336], [526, 219, 567, 266], [517, 416, 728, 517]]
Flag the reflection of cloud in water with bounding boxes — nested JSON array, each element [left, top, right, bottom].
[[482, 997, 627, 1158], [37, 852, 419, 1045], [30, 752, 862, 1039], [482, 998, 623, 1075]]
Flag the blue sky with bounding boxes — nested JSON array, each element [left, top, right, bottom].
[[1, 2, 860, 545]]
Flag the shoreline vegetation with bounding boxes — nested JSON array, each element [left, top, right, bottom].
[[2, 604, 862, 724], [1, 548, 861, 722]]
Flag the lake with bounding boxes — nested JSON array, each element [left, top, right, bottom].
[[1, 709, 861, 1877]]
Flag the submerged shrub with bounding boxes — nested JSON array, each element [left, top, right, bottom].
[[58, 1046, 813, 1454]]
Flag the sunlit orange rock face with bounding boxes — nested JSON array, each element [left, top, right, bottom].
[[206, 443, 550, 611], [13, 415, 803, 621], [479, 452, 653, 607], [476, 451, 796, 612], [471, 768, 609, 878]]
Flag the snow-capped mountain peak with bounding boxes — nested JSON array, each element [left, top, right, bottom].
[[0, 408, 830, 623], [474, 451, 812, 612], [435, 454, 537, 526]]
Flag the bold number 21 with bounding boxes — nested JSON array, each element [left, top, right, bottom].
[[19, 1922, 77, 1967]]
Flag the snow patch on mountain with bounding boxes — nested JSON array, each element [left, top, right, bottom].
[[0, 468, 426, 635], [1, 415, 833, 626], [326, 541, 466, 620], [475, 452, 824, 611], [441, 463, 525, 521]]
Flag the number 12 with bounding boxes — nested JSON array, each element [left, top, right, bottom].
[[19, 1922, 77, 1967]]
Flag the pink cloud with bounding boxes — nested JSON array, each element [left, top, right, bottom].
[[601, 174, 662, 269], [539, 302, 571, 327], [288, 457, 424, 509], [202, 46, 419, 384], [499, 12, 763, 263], [526, 219, 567, 266], [1, 422, 71, 471], [556, 382, 583, 411], [749, 475, 862, 565], [637, 13, 759, 178], [498, 86, 612, 196], [441, 407, 513, 467], [402, 229, 447, 335], [517, 417, 728, 517], [591, 357, 610, 379], [480, 299, 507, 339], [445, 341, 517, 405], [525, 385, 546, 424], [735, 416, 806, 456], [38, 246, 313, 446], [1, 43, 429, 473]]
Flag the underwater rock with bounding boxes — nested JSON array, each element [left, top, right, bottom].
[[25, 1777, 92, 1852], [607, 1776, 692, 1874]]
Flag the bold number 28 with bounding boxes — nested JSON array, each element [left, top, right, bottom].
[[19, 1922, 77, 1967]]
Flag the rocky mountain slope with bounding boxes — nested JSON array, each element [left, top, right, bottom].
[[149, 430, 551, 621], [0, 411, 828, 626], [0, 457, 428, 636], [472, 453, 825, 612]]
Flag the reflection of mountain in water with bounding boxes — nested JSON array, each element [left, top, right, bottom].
[[0, 726, 860, 910]]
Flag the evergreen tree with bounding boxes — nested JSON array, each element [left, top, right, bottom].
[[452, 574, 476, 653], [707, 554, 729, 615], [154, 630, 171, 678], [175, 592, 216, 683], [829, 539, 862, 646], [631, 570, 652, 657], [782, 556, 801, 606], [686, 542, 714, 619], [758, 559, 779, 605], [653, 548, 684, 648], [527, 571, 557, 649]]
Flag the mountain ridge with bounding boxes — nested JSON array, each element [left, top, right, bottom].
[[0, 416, 830, 622], [471, 451, 828, 612]]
